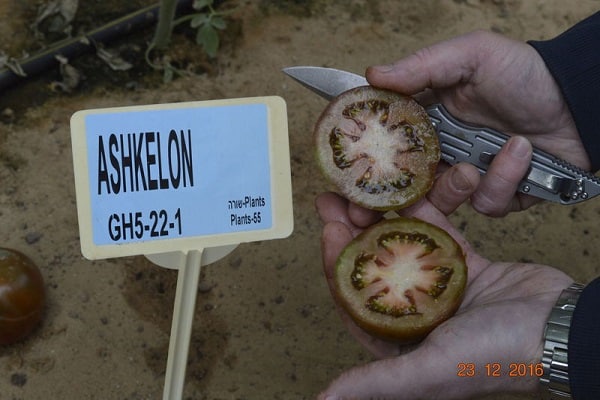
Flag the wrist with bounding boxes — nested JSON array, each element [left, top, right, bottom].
[[540, 282, 585, 399]]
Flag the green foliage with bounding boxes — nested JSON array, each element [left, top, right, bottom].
[[177, 0, 229, 58], [147, 0, 232, 83]]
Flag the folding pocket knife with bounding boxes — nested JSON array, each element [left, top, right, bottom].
[[283, 65, 600, 205]]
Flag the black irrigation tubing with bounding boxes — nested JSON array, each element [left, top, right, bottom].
[[0, 0, 194, 92]]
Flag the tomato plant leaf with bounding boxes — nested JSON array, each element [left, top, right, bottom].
[[211, 16, 227, 30], [193, 0, 213, 11], [190, 13, 209, 28], [196, 24, 219, 58]]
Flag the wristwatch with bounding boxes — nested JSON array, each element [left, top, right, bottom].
[[540, 282, 585, 399]]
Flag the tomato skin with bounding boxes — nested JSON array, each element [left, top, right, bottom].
[[0, 248, 45, 345], [314, 86, 440, 211], [334, 217, 466, 343]]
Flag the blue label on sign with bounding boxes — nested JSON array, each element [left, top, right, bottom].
[[85, 103, 272, 245]]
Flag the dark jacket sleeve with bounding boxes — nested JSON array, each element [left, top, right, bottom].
[[528, 11, 600, 171], [529, 12, 600, 399], [569, 277, 600, 399]]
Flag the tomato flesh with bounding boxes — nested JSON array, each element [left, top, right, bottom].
[[315, 86, 440, 211], [334, 217, 466, 343], [0, 248, 45, 345]]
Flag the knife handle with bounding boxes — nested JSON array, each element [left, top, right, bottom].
[[425, 104, 598, 204]]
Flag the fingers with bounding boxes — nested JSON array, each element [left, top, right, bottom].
[[315, 192, 360, 237], [428, 162, 481, 215], [470, 136, 533, 217], [316, 192, 382, 235], [320, 221, 353, 280], [317, 161, 480, 233], [365, 31, 490, 95], [317, 357, 408, 400], [347, 202, 383, 228], [426, 136, 534, 217], [317, 347, 459, 400]]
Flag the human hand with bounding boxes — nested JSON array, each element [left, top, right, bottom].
[[315, 167, 573, 399], [366, 30, 591, 216]]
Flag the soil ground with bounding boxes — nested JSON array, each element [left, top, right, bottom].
[[1, 1, 600, 399]]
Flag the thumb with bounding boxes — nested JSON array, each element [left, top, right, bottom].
[[365, 31, 491, 95], [317, 346, 462, 400]]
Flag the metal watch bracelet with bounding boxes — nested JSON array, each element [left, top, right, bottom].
[[540, 282, 585, 399]]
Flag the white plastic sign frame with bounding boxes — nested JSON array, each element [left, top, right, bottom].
[[70, 96, 293, 260]]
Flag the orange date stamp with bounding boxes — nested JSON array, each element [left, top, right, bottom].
[[457, 362, 543, 378]]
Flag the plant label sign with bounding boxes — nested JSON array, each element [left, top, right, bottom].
[[70, 96, 293, 260]]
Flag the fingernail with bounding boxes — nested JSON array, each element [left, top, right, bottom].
[[507, 136, 531, 158], [450, 168, 472, 192], [370, 63, 394, 73]]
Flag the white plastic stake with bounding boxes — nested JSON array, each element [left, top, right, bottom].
[[70, 97, 293, 399], [162, 249, 203, 400]]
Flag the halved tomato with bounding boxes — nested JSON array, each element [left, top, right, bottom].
[[334, 217, 466, 343], [314, 86, 440, 211]]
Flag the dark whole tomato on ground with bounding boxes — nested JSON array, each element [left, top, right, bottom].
[[314, 86, 440, 211], [0, 248, 45, 345], [334, 217, 466, 343]]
